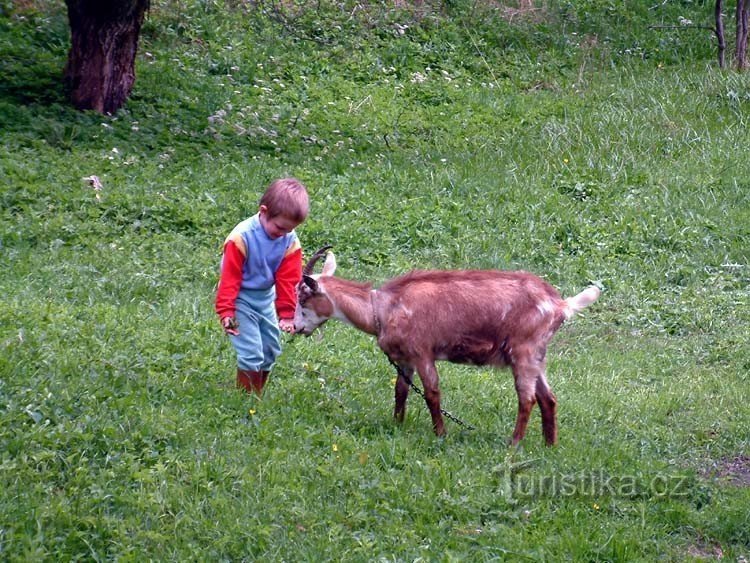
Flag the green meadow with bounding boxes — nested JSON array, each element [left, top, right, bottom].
[[1, 0, 749, 560]]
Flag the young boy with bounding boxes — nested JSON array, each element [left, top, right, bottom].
[[215, 177, 309, 396]]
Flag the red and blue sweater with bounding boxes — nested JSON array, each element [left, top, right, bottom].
[[215, 214, 302, 321]]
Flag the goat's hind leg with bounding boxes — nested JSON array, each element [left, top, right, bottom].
[[510, 361, 539, 446], [535, 372, 558, 446], [393, 364, 413, 424], [510, 356, 558, 446]]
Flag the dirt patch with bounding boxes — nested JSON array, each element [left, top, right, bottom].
[[11, 0, 46, 13], [686, 542, 724, 560], [702, 455, 750, 487], [498, 1, 549, 24]]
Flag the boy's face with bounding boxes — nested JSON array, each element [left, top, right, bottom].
[[258, 205, 301, 239]]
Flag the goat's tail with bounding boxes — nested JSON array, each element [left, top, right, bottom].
[[563, 285, 601, 319]]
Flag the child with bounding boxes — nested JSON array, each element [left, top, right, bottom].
[[215, 177, 309, 396]]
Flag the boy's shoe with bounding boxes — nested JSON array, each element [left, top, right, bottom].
[[236, 369, 269, 396]]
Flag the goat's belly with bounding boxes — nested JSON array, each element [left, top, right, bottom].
[[436, 338, 507, 366]]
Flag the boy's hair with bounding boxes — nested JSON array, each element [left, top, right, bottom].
[[260, 177, 309, 222]]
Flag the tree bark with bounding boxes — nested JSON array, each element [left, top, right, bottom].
[[716, 0, 726, 68], [737, 0, 749, 69], [64, 0, 150, 114]]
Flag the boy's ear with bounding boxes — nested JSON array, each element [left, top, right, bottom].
[[259, 204, 269, 215]]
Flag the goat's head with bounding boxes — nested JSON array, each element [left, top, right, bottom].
[[294, 246, 337, 336]]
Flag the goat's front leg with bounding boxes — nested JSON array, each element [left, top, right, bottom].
[[393, 365, 413, 424], [415, 359, 445, 437]]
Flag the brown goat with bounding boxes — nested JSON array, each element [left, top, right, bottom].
[[293, 247, 600, 445]]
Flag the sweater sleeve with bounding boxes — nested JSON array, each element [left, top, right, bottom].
[[274, 246, 302, 320], [215, 240, 245, 319]]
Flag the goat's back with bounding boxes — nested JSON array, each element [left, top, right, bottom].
[[381, 269, 563, 312]]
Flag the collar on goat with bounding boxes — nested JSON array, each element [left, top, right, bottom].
[[370, 290, 382, 336]]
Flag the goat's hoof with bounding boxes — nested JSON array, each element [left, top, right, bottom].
[[507, 437, 524, 452]]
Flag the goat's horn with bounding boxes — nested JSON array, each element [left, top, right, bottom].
[[302, 245, 333, 276]]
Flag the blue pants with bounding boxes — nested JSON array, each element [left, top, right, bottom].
[[230, 288, 281, 371]]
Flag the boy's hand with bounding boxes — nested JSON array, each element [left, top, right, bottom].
[[222, 316, 239, 336], [279, 318, 295, 334]]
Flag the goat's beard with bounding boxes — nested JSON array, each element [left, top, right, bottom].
[[294, 325, 325, 340], [313, 326, 325, 341]]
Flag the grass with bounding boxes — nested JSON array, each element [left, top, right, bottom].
[[1, 0, 749, 560]]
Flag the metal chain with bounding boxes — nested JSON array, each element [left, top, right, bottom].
[[387, 357, 476, 431]]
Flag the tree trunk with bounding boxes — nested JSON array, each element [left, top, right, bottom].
[[737, 0, 749, 69], [64, 0, 150, 114], [715, 0, 725, 68]]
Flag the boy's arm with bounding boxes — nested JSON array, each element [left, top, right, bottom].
[[274, 244, 302, 320], [215, 240, 244, 322]]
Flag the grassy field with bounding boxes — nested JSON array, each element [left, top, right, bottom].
[[1, 0, 749, 560]]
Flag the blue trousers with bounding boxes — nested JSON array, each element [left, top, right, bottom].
[[230, 288, 281, 371]]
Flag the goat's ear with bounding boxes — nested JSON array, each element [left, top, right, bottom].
[[302, 275, 319, 293], [321, 252, 337, 276]]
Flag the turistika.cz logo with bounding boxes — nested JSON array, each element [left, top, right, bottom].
[[498, 468, 693, 502]]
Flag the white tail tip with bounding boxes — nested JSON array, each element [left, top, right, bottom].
[[564, 285, 601, 319]]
